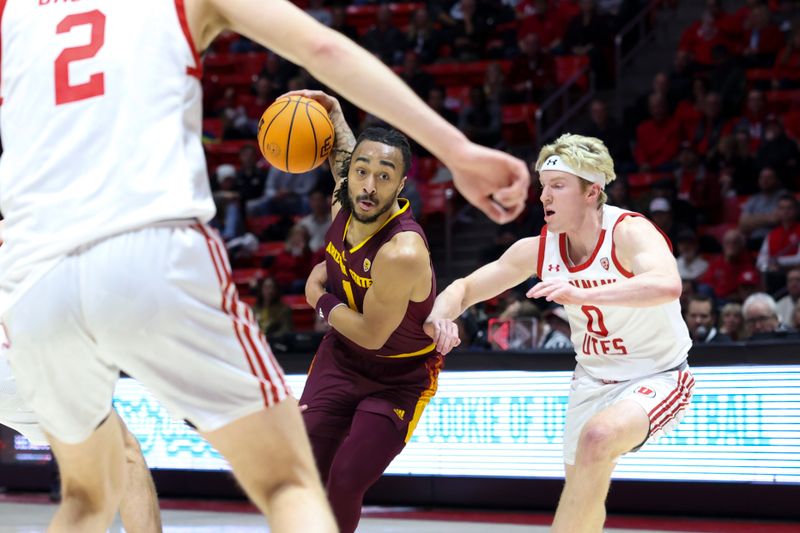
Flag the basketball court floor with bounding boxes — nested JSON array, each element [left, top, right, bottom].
[[1, 495, 798, 533]]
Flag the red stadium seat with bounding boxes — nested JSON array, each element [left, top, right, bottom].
[[202, 118, 223, 141], [255, 241, 284, 259], [766, 90, 800, 113], [419, 182, 452, 217], [697, 223, 734, 244], [414, 157, 440, 183], [501, 104, 538, 145], [246, 215, 280, 235], [626, 172, 669, 198], [282, 294, 311, 310], [785, 109, 800, 142]]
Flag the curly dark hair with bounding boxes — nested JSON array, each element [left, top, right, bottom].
[[334, 127, 411, 211]]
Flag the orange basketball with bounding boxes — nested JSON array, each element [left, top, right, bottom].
[[257, 96, 335, 173]]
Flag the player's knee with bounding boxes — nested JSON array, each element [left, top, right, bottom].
[[575, 423, 618, 464], [61, 478, 122, 519]]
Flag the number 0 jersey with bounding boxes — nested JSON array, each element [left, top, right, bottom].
[[538, 204, 691, 381], [0, 0, 212, 313]]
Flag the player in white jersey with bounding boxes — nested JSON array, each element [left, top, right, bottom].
[[0, 0, 528, 531], [426, 134, 694, 533]]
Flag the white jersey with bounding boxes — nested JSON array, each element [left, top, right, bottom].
[[0, 0, 213, 313], [538, 204, 691, 381]]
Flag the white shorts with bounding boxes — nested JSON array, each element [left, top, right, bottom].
[[0, 354, 47, 445], [2, 222, 291, 444], [563, 362, 694, 465]]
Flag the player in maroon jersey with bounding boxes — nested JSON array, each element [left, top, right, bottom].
[[286, 90, 445, 533]]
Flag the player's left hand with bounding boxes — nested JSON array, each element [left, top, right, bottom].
[[423, 318, 461, 355], [526, 279, 583, 305], [304, 261, 328, 308]]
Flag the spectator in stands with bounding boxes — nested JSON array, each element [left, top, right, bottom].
[[710, 128, 759, 196], [734, 267, 763, 304], [399, 52, 435, 99], [776, 267, 800, 326], [743, 292, 794, 339], [676, 229, 709, 281], [707, 45, 746, 115], [625, 71, 676, 141], [562, 0, 612, 88], [700, 228, 756, 300], [259, 52, 296, 99], [582, 99, 629, 165], [254, 276, 293, 338], [679, 1, 736, 68], [270, 224, 314, 294], [772, 24, 800, 89], [673, 142, 721, 224], [791, 299, 800, 330], [298, 190, 332, 253], [606, 179, 634, 211], [756, 193, 800, 291], [739, 166, 786, 245], [330, 5, 358, 41], [236, 144, 268, 203], [633, 93, 681, 171], [305, 0, 332, 27], [361, 4, 404, 65], [741, 3, 785, 68], [648, 197, 692, 252], [507, 33, 556, 103], [674, 77, 709, 143], [756, 115, 800, 183], [719, 301, 745, 341], [483, 62, 508, 105], [689, 91, 733, 157], [733, 89, 769, 152], [217, 86, 258, 140], [450, 0, 489, 61], [479, 227, 518, 264], [668, 49, 698, 105], [516, 0, 566, 53], [404, 7, 442, 65], [427, 87, 458, 126], [212, 164, 245, 241], [649, 177, 698, 230], [541, 305, 574, 350], [247, 165, 322, 217], [684, 294, 731, 343], [458, 86, 503, 148]]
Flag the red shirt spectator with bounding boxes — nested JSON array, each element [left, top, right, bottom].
[[687, 92, 734, 156], [679, 8, 736, 66], [731, 89, 768, 152], [701, 228, 756, 299], [517, 0, 568, 51], [741, 4, 784, 67], [757, 194, 800, 272], [271, 224, 313, 292], [773, 27, 800, 86], [634, 94, 681, 169]]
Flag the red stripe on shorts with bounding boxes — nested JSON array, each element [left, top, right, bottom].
[[648, 370, 685, 420], [194, 224, 273, 405], [651, 374, 695, 434], [649, 372, 694, 430]]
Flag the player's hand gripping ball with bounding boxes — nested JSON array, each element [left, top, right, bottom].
[[257, 95, 335, 173]]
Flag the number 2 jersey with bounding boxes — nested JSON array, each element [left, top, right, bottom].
[[0, 0, 212, 313], [538, 204, 691, 381], [323, 199, 438, 360]]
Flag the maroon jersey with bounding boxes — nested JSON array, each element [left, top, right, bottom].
[[323, 198, 436, 358]]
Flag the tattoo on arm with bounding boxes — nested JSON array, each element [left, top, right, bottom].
[[328, 109, 356, 182]]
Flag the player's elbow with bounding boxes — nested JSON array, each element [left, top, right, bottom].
[[664, 278, 683, 301], [304, 30, 349, 69]]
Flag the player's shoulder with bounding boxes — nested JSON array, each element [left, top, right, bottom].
[[613, 214, 656, 240], [374, 231, 429, 272]]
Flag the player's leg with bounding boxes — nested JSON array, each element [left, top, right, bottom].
[[324, 408, 407, 533], [118, 421, 162, 533], [45, 411, 126, 533], [552, 399, 649, 533], [202, 399, 334, 532], [96, 223, 335, 532]]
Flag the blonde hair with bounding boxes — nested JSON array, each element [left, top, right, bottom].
[[535, 133, 617, 207]]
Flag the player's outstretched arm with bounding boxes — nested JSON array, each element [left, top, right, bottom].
[[528, 217, 682, 307], [425, 237, 540, 353], [309, 233, 430, 350], [193, 0, 529, 223]]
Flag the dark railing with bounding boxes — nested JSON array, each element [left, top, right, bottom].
[[534, 66, 596, 152]]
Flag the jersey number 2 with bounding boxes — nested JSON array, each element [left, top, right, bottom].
[[55, 10, 106, 105]]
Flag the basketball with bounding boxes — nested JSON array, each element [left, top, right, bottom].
[[257, 95, 335, 173]]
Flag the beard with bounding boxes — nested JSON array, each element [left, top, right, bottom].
[[347, 187, 401, 224]]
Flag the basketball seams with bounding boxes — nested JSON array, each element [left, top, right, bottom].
[[308, 104, 335, 139], [304, 101, 319, 172], [284, 97, 302, 173], [259, 98, 292, 160]]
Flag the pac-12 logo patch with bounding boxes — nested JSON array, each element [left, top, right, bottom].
[[635, 386, 656, 398], [363, 258, 371, 272], [600, 257, 610, 270]]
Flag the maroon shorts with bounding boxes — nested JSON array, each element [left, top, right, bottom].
[[299, 334, 443, 442]]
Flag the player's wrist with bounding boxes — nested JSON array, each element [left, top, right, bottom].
[[316, 292, 345, 325]]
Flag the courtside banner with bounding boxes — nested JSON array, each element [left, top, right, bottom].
[[6, 366, 800, 484]]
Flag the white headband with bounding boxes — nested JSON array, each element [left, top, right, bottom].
[[539, 155, 605, 189]]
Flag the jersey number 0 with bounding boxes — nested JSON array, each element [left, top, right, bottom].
[[55, 10, 106, 105]]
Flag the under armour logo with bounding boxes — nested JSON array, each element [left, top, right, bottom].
[[318, 308, 324, 319], [545, 157, 558, 166], [548, 264, 561, 272]]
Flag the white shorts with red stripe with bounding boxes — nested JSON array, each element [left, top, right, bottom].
[[563, 362, 694, 465], [1, 221, 291, 444]]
